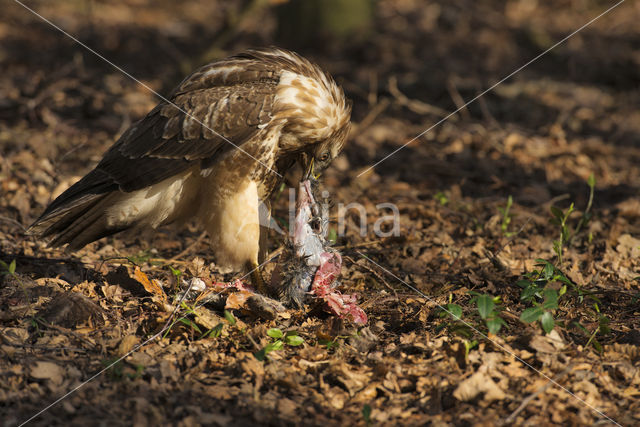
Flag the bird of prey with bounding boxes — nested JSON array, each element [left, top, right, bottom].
[[27, 47, 352, 288]]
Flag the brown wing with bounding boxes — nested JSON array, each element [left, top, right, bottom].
[[38, 59, 281, 220]]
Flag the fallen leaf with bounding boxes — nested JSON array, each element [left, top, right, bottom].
[[117, 335, 139, 357], [453, 371, 507, 402], [225, 290, 253, 310], [529, 329, 565, 353], [30, 361, 64, 385], [133, 267, 166, 302]]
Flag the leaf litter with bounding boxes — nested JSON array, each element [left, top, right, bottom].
[[1, 0, 639, 425]]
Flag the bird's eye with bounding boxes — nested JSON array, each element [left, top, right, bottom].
[[318, 152, 330, 162]]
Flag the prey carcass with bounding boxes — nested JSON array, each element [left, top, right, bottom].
[[272, 179, 367, 325]]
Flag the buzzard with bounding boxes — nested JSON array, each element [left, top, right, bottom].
[[27, 48, 351, 288]]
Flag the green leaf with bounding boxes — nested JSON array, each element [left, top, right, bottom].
[[169, 266, 182, 278], [451, 325, 472, 339], [476, 294, 494, 319], [446, 304, 462, 320], [362, 404, 372, 425], [599, 316, 611, 335], [520, 284, 541, 302], [328, 228, 338, 244], [540, 311, 555, 334], [206, 323, 224, 338], [542, 262, 555, 280], [224, 310, 236, 326], [254, 349, 267, 361], [520, 306, 544, 323], [550, 206, 564, 220], [285, 334, 304, 346], [178, 318, 202, 334], [542, 289, 559, 310], [572, 321, 589, 335], [8, 260, 16, 275], [487, 316, 506, 335], [265, 340, 284, 352], [267, 328, 284, 339], [587, 173, 595, 188], [464, 340, 479, 356], [592, 340, 603, 353]]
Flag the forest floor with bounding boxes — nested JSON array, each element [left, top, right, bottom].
[[1, 1, 639, 425]]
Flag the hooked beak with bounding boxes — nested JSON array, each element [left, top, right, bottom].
[[300, 153, 315, 180]]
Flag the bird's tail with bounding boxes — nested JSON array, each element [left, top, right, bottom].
[[27, 193, 127, 250], [26, 169, 123, 250]]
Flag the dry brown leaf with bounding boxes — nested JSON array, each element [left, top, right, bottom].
[[30, 361, 64, 385], [224, 291, 253, 310], [529, 329, 565, 353], [453, 371, 507, 402], [133, 267, 166, 302], [117, 335, 139, 357], [329, 363, 371, 396], [1, 327, 29, 344], [193, 306, 224, 330], [616, 234, 640, 258]]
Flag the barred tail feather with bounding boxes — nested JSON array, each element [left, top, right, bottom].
[[27, 193, 126, 250]]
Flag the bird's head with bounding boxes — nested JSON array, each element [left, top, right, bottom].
[[299, 123, 349, 179], [255, 47, 351, 179]]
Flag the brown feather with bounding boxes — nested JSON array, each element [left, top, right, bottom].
[[28, 47, 352, 275]]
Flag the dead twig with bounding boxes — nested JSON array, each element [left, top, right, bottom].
[[446, 77, 471, 120], [169, 231, 208, 261], [0, 215, 27, 232], [34, 318, 99, 350], [344, 255, 400, 302], [388, 76, 451, 118]]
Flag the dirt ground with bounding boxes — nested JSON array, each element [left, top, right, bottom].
[[1, 1, 639, 425]]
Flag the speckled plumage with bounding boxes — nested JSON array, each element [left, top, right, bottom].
[[28, 47, 351, 274]]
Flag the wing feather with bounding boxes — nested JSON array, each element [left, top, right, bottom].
[[89, 73, 278, 193], [29, 47, 339, 240]]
